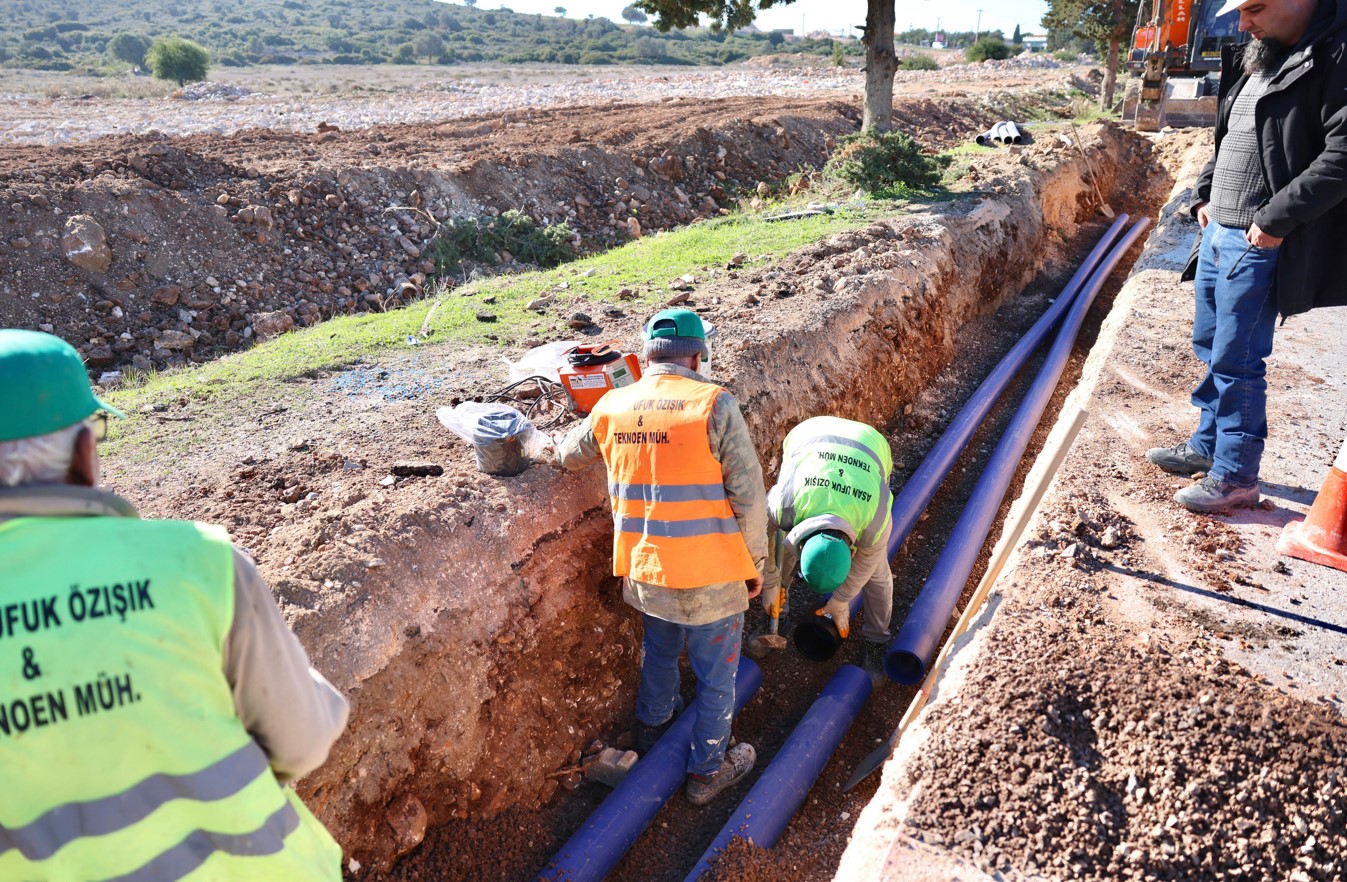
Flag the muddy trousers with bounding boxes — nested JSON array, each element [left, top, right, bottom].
[[1189, 223, 1280, 489], [636, 611, 743, 777]]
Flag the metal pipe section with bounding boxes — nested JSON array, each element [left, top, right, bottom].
[[682, 665, 872, 882], [538, 658, 764, 882], [885, 217, 1150, 685], [792, 215, 1129, 660]]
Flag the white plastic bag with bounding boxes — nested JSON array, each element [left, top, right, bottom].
[[436, 402, 549, 476], [501, 340, 583, 384]]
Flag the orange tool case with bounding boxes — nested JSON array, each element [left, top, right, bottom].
[[558, 342, 641, 413]]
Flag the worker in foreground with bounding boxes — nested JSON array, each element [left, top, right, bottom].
[[763, 415, 894, 675], [0, 329, 349, 880], [558, 308, 767, 806], [1148, 0, 1347, 512]]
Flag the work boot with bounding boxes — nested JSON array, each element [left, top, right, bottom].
[[685, 743, 757, 806], [859, 639, 888, 681], [633, 695, 684, 754], [1146, 442, 1214, 475], [1175, 475, 1260, 513]]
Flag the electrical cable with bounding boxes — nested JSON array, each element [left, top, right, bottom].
[[484, 375, 574, 429]]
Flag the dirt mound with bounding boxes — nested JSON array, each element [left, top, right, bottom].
[[0, 86, 1086, 377]]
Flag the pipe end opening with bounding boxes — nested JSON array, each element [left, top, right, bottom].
[[793, 619, 844, 661], [885, 649, 925, 685]]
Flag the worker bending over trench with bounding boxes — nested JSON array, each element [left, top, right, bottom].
[[764, 415, 894, 676]]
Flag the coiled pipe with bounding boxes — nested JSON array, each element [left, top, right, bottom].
[[538, 658, 764, 882], [792, 215, 1129, 660], [682, 665, 872, 882], [885, 216, 1150, 684]]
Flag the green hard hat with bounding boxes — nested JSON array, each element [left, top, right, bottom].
[[800, 532, 852, 594], [643, 308, 706, 341], [0, 329, 125, 443]]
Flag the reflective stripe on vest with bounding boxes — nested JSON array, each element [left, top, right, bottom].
[[776, 416, 893, 546], [592, 373, 758, 588], [0, 516, 340, 882]]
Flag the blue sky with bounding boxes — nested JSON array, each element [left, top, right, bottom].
[[440, 0, 1053, 40]]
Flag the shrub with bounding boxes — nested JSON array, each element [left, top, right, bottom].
[[430, 210, 575, 277], [107, 32, 150, 66], [392, 43, 416, 63], [831, 41, 844, 66], [145, 36, 209, 84], [900, 53, 938, 70], [966, 37, 1010, 62], [823, 129, 951, 197]]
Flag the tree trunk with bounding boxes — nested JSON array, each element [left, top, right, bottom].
[[861, 0, 897, 131], [1101, 36, 1120, 110]]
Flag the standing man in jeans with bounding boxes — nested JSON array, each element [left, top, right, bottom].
[[559, 308, 767, 805], [1147, 0, 1347, 512]]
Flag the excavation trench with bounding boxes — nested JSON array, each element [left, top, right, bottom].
[[90, 120, 1173, 878], [245, 121, 1172, 881]]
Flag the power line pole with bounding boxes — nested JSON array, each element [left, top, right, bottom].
[[975, 8, 983, 42]]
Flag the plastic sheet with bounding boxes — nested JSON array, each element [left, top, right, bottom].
[[436, 402, 548, 476]]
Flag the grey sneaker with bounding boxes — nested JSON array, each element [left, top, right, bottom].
[[1146, 442, 1214, 475], [685, 742, 756, 806], [1175, 475, 1260, 513]]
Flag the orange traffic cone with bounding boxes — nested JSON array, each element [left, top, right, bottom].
[[1276, 439, 1347, 573]]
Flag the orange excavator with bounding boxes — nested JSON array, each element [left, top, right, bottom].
[[1126, 0, 1248, 128]]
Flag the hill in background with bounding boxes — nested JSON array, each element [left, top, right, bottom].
[[2, 0, 845, 72]]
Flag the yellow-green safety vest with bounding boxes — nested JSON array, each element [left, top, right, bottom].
[[775, 416, 893, 545], [0, 515, 340, 882]]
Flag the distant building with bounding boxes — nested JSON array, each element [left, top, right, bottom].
[[1022, 33, 1048, 51]]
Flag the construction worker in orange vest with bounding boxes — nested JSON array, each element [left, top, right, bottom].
[[558, 308, 767, 806]]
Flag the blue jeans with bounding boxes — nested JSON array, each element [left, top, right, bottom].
[[1188, 223, 1280, 489], [636, 612, 741, 777]]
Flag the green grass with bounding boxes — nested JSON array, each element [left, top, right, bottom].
[[104, 205, 875, 424]]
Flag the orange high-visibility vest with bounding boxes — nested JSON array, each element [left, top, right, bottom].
[[591, 373, 758, 589]]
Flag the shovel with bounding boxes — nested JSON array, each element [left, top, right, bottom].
[[744, 585, 788, 659], [1069, 120, 1115, 219]]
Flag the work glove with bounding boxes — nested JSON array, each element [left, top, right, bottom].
[[814, 594, 852, 639]]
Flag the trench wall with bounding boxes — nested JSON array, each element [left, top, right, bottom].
[[294, 125, 1133, 868]]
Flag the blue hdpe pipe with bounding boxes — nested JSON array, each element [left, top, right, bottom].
[[793, 215, 1130, 660], [682, 665, 873, 882], [538, 658, 763, 882], [885, 217, 1150, 685]]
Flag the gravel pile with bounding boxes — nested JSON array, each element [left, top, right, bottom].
[[176, 81, 256, 101], [902, 494, 1347, 881]]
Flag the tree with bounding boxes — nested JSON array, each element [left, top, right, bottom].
[[464, 0, 477, 7], [145, 36, 209, 85], [414, 31, 445, 61], [107, 32, 149, 67], [621, 4, 648, 24], [635, 0, 896, 131], [1042, 0, 1139, 110], [1012, 23, 1023, 44], [555, 5, 566, 14]]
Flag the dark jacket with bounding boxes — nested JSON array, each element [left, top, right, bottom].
[[1190, 0, 1347, 317]]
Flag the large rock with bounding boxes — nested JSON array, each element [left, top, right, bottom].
[[156, 330, 195, 351], [251, 311, 296, 339], [62, 215, 112, 273]]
